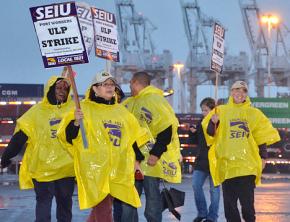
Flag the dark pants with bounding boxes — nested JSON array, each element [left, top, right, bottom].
[[33, 177, 75, 222], [222, 175, 256, 222]]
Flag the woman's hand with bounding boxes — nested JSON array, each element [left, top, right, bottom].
[[211, 114, 219, 124], [74, 108, 83, 126]]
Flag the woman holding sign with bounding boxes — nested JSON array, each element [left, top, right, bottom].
[[57, 71, 147, 222]]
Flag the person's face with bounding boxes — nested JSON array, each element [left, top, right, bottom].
[[231, 87, 247, 104], [201, 104, 211, 117], [130, 78, 138, 96], [93, 79, 116, 100], [55, 80, 70, 103]]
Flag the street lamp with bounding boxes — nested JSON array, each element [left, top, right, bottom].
[[163, 88, 174, 97], [173, 62, 184, 113], [261, 14, 279, 97]]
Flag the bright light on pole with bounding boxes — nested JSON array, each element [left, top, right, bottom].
[[173, 62, 184, 113], [261, 14, 279, 97]]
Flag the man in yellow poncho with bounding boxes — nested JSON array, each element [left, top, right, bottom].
[[1, 76, 75, 222], [119, 71, 181, 222], [202, 81, 280, 222], [57, 71, 148, 222]]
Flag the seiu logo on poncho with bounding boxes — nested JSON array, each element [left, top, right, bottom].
[[49, 118, 61, 138], [104, 123, 121, 147], [229, 120, 249, 139], [140, 107, 152, 124]]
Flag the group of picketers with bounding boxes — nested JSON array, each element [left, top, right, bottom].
[[0, 70, 181, 222], [0, 73, 280, 222]]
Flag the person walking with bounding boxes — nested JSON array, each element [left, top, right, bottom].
[[57, 71, 148, 222], [119, 71, 181, 222], [202, 81, 280, 222], [189, 97, 220, 222], [1, 76, 75, 222]]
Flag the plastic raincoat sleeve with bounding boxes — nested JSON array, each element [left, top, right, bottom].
[[57, 110, 76, 158], [250, 109, 280, 146], [14, 116, 35, 189], [201, 108, 218, 147], [135, 127, 150, 148]]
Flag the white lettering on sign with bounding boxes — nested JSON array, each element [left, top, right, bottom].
[[214, 24, 225, 38], [270, 118, 290, 124], [1, 90, 18, 96], [94, 9, 113, 22], [252, 102, 289, 109], [77, 6, 92, 21], [35, 3, 71, 20]]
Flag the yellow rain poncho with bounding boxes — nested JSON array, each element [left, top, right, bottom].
[[202, 96, 280, 186], [123, 86, 181, 183], [57, 99, 148, 210], [18, 76, 75, 189]]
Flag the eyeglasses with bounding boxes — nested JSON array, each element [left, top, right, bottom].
[[98, 82, 116, 88]]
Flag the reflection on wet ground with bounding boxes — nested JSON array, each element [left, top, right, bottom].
[[1, 177, 290, 221]]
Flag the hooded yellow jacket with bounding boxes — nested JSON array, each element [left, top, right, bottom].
[[123, 86, 181, 183], [57, 98, 148, 210], [18, 76, 75, 189], [202, 96, 280, 186]]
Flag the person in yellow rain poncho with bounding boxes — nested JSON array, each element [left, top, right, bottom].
[[202, 81, 280, 222], [57, 71, 148, 222], [117, 71, 181, 222], [0, 76, 75, 222]]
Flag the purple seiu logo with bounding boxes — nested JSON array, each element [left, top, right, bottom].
[[229, 120, 249, 139], [49, 118, 61, 138], [104, 123, 121, 147], [140, 107, 152, 124]]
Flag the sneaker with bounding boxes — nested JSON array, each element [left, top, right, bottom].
[[193, 217, 206, 222]]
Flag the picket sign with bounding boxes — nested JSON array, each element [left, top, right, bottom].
[[30, 1, 120, 148], [30, 1, 89, 148], [210, 22, 225, 103]]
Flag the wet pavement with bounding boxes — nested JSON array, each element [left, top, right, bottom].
[[1, 174, 290, 221]]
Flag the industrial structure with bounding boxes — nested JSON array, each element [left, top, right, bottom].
[[179, 0, 249, 112], [112, 0, 290, 112], [112, 0, 174, 104], [240, 0, 290, 97]]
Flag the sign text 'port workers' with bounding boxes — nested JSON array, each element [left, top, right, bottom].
[[30, 2, 88, 68]]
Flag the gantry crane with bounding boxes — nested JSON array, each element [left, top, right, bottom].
[[112, 0, 174, 102], [239, 0, 290, 97], [180, 0, 249, 112]]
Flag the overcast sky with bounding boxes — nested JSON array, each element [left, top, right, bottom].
[[0, 0, 289, 111]]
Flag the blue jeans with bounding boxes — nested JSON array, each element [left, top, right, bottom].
[[192, 170, 220, 222], [118, 176, 162, 222], [113, 198, 138, 222], [136, 176, 162, 222]]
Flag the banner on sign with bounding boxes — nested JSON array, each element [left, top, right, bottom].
[[30, 2, 89, 68], [251, 97, 290, 128], [210, 23, 225, 73], [76, 2, 94, 55], [91, 7, 119, 62]]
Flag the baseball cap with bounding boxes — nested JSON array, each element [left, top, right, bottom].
[[91, 71, 116, 85], [231, 81, 248, 91]]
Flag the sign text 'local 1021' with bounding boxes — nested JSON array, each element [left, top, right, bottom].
[[30, 2, 88, 68]]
